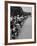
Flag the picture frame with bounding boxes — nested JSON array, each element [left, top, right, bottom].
[[5, 1, 36, 45]]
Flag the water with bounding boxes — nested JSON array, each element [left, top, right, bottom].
[[17, 16, 32, 39]]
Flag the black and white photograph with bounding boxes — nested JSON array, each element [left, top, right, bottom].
[[5, 1, 36, 45], [10, 6, 32, 39]]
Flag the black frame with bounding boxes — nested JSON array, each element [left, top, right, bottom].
[[5, 1, 36, 45]]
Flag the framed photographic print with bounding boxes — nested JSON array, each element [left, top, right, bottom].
[[5, 1, 36, 45]]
